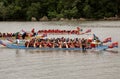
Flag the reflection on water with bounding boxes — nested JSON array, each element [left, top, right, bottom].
[[14, 48, 119, 58], [0, 21, 120, 79], [106, 50, 119, 54]]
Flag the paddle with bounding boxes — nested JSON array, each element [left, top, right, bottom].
[[0, 40, 6, 46]]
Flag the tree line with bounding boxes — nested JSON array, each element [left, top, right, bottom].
[[0, 0, 120, 21]]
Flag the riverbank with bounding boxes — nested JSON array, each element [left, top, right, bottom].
[[1, 16, 120, 22], [32, 16, 120, 22]]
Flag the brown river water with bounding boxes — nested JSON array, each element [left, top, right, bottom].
[[0, 21, 120, 79]]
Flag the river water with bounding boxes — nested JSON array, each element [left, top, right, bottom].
[[0, 21, 120, 79]]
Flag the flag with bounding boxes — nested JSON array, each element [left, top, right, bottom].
[[112, 42, 118, 47], [106, 37, 111, 42], [108, 42, 118, 48], [108, 45, 113, 48], [103, 37, 112, 43]]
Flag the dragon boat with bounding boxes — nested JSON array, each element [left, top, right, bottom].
[[0, 27, 91, 39], [0, 39, 118, 51], [0, 32, 118, 51]]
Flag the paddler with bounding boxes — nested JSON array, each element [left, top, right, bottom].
[[81, 38, 86, 51], [22, 32, 27, 39], [77, 27, 80, 34], [15, 32, 21, 45], [31, 28, 36, 36]]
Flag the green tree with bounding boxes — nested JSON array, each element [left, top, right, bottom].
[[0, 0, 119, 20], [26, 2, 41, 20], [83, 5, 92, 18], [0, 2, 9, 20]]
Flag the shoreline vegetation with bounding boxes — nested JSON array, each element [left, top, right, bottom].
[[1, 16, 120, 22], [0, 0, 120, 21], [32, 16, 120, 22]]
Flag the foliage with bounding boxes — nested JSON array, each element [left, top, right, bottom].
[[0, 0, 119, 21], [26, 2, 41, 20]]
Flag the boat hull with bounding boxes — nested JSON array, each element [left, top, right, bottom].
[[6, 44, 108, 51]]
